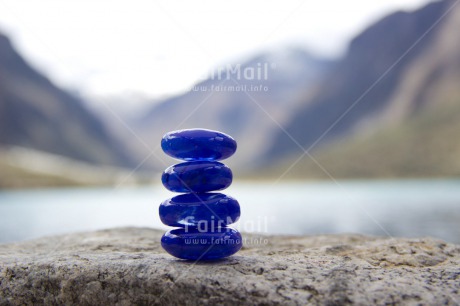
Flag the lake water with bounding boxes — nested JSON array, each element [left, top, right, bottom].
[[1, 180, 459, 244]]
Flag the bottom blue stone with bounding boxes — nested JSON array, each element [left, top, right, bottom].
[[161, 227, 242, 260]]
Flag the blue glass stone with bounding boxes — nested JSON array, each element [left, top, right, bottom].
[[159, 193, 240, 227], [162, 161, 232, 193], [161, 227, 242, 260], [161, 129, 237, 161]]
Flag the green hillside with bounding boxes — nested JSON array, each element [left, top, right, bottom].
[[0, 147, 149, 189], [0, 159, 87, 188], [265, 99, 460, 179]]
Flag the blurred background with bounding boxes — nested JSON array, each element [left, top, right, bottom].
[[0, 0, 459, 244]]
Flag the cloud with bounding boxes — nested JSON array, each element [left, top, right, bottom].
[[0, 0, 428, 97]]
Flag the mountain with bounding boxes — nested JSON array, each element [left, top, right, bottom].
[[262, 98, 460, 178], [263, 0, 460, 177], [129, 48, 334, 171], [0, 32, 135, 167]]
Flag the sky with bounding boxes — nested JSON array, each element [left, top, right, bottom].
[[0, 0, 430, 99]]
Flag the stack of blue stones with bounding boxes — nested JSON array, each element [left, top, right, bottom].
[[160, 128, 242, 260]]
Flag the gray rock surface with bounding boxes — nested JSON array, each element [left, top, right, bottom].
[[0, 227, 459, 305]]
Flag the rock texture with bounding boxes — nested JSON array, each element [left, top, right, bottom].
[[0, 227, 459, 305]]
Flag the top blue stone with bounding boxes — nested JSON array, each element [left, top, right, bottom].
[[161, 128, 237, 161]]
